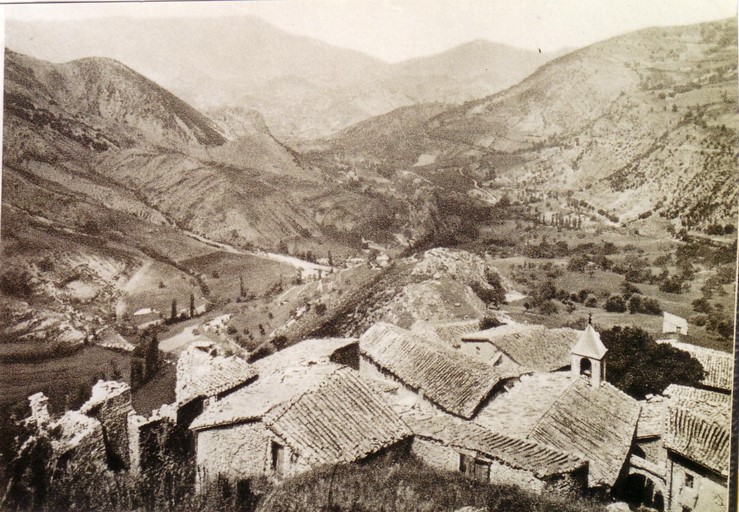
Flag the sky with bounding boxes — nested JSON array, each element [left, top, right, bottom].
[[2, 0, 737, 62]]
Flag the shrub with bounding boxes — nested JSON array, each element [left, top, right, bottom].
[[691, 297, 712, 314], [585, 296, 598, 308], [538, 300, 559, 315], [604, 295, 627, 313], [479, 315, 503, 330], [0, 269, 33, 298], [315, 303, 327, 316]]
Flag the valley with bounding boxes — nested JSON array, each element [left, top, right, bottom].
[[0, 10, 736, 512]]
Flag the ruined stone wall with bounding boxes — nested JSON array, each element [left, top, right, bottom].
[[195, 421, 272, 484], [487, 459, 545, 494], [81, 382, 133, 468], [637, 438, 667, 466], [359, 356, 436, 414]]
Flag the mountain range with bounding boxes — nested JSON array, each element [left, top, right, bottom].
[[6, 16, 560, 141]]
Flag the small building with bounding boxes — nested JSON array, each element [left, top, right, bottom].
[[188, 337, 406, 484], [659, 384, 730, 512], [662, 312, 688, 336], [359, 322, 525, 419], [175, 342, 258, 426], [473, 324, 640, 490], [407, 413, 588, 496], [657, 339, 732, 393]]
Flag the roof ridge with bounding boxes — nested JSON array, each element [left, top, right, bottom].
[[527, 377, 577, 436]]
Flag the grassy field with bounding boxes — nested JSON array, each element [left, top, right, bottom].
[[0, 346, 132, 411], [180, 251, 296, 300]]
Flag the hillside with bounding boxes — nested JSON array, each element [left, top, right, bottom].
[[6, 16, 558, 141], [309, 18, 738, 232]]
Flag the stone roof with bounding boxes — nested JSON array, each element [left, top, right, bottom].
[[462, 325, 578, 372], [475, 373, 640, 488], [664, 406, 730, 476], [663, 384, 731, 423], [254, 337, 357, 373], [636, 398, 666, 439], [360, 323, 524, 418], [190, 362, 341, 431], [571, 325, 607, 360], [263, 367, 411, 466], [411, 319, 482, 347], [657, 340, 732, 392], [407, 414, 586, 478], [530, 377, 640, 488], [176, 343, 257, 405], [190, 338, 359, 431]]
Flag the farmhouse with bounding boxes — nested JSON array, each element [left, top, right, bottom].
[[189, 338, 409, 483], [657, 339, 732, 393], [662, 312, 688, 335]]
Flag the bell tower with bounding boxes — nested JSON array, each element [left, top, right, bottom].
[[571, 315, 608, 388]]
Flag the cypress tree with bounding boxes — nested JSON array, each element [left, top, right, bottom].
[[171, 299, 177, 321], [190, 292, 195, 317]]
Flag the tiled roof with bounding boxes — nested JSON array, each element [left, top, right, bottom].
[[360, 323, 524, 418], [571, 325, 607, 360], [176, 343, 257, 405], [475, 372, 640, 488], [664, 406, 730, 476], [412, 319, 482, 347], [530, 378, 640, 488], [663, 384, 731, 423], [463, 325, 578, 372], [407, 414, 586, 478], [657, 340, 732, 392], [263, 367, 411, 465], [189, 362, 341, 431]]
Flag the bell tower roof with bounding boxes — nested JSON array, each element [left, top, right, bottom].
[[572, 324, 608, 360]]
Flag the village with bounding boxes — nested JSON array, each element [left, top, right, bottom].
[[20, 295, 731, 512]]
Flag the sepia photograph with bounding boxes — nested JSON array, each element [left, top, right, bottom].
[[0, 1, 736, 511]]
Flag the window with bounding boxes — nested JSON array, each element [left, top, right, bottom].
[[684, 474, 694, 488], [459, 453, 490, 482], [271, 441, 285, 475]]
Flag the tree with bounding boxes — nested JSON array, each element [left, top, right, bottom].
[[171, 299, 177, 322], [144, 332, 159, 380], [328, 251, 334, 267], [691, 297, 712, 314], [604, 295, 627, 313], [190, 292, 195, 317], [239, 275, 245, 298], [601, 326, 705, 398]]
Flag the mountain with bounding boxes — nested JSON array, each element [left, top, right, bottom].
[[6, 16, 558, 141], [308, 19, 738, 231]]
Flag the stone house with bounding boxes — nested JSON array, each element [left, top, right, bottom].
[[662, 385, 729, 512], [406, 413, 588, 496], [359, 322, 525, 419], [662, 312, 688, 336], [360, 322, 641, 492], [175, 341, 258, 426], [189, 338, 410, 485]]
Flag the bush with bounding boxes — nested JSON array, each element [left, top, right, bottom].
[[479, 315, 503, 330], [0, 269, 33, 298], [604, 295, 627, 313], [315, 303, 327, 316], [585, 296, 598, 308], [691, 297, 712, 314], [538, 301, 559, 316]]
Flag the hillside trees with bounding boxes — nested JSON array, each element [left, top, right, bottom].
[[601, 326, 704, 398]]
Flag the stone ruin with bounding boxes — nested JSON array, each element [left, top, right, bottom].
[[26, 380, 185, 477]]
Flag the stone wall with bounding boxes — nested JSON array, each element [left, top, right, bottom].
[[542, 465, 589, 498], [411, 437, 561, 495], [81, 381, 133, 469], [668, 456, 727, 512], [411, 438, 459, 473], [195, 421, 272, 485]]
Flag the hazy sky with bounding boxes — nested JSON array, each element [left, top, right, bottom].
[[3, 0, 736, 61]]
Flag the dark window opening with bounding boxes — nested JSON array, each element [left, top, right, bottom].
[[271, 441, 285, 475], [579, 358, 592, 376], [459, 453, 490, 482], [685, 474, 694, 488]]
